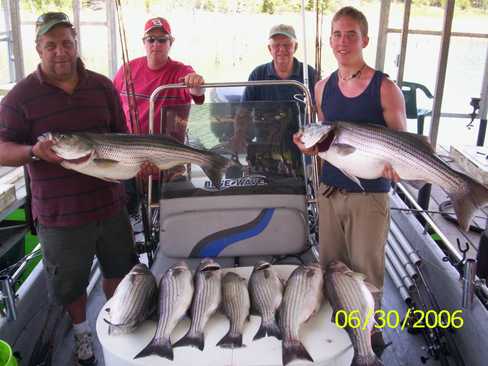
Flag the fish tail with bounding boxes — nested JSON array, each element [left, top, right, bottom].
[[216, 331, 244, 348], [201, 154, 229, 189], [351, 353, 384, 366], [282, 339, 313, 366], [451, 174, 488, 231], [173, 331, 205, 351], [134, 337, 173, 360], [253, 319, 282, 341]]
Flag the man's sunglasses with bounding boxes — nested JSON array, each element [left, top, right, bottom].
[[144, 36, 170, 44], [36, 12, 70, 27]]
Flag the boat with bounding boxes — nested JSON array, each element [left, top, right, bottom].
[[1, 1, 488, 365]]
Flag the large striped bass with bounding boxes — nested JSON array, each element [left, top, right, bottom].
[[135, 261, 194, 360], [103, 263, 157, 335], [279, 263, 323, 366], [39, 132, 230, 188], [325, 260, 382, 366], [301, 122, 488, 231], [174, 258, 222, 351], [248, 260, 283, 341], [217, 272, 250, 348]]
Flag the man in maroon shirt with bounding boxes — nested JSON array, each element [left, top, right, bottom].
[[0, 13, 140, 365]]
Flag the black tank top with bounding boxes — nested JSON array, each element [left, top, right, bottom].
[[320, 70, 390, 192]]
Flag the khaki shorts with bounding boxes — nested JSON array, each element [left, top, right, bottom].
[[37, 208, 137, 305]]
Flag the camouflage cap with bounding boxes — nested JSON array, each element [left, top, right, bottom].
[[35, 12, 73, 40]]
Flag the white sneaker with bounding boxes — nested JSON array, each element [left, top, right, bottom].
[[74, 332, 96, 365]]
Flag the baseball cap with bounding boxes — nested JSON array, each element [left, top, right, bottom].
[[144, 17, 171, 35], [35, 12, 73, 40], [269, 24, 297, 41]]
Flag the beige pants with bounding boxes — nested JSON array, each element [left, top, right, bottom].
[[318, 184, 390, 293]]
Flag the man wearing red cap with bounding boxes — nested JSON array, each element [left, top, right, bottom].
[[113, 17, 205, 240], [114, 17, 205, 135]]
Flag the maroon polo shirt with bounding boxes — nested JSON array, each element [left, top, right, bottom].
[[0, 60, 127, 227]]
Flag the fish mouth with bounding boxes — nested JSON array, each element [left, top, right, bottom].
[[316, 129, 335, 152], [199, 259, 221, 272], [254, 261, 271, 271], [62, 152, 92, 164]]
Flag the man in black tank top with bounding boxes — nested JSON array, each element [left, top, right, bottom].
[[293, 6, 407, 358]]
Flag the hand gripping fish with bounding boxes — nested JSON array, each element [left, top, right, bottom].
[[301, 122, 488, 231], [38, 132, 230, 188]]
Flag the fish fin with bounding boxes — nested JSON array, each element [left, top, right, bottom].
[[408, 134, 434, 153], [174, 331, 205, 351], [134, 337, 173, 360], [216, 331, 244, 348], [334, 143, 356, 155], [406, 179, 427, 190], [351, 353, 384, 366], [201, 154, 230, 189], [282, 339, 313, 366], [450, 174, 488, 231], [253, 319, 282, 341], [338, 168, 364, 190]]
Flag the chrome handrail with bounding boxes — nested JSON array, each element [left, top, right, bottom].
[[147, 80, 319, 251]]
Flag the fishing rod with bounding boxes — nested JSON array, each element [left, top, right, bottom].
[[114, 0, 154, 265]]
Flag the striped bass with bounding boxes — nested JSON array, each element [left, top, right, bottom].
[[301, 122, 488, 231], [38, 132, 230, 188], [279, 263, 323, 366], [248, 261, 283, 341], [103, 263, 157, 335], [217, 272, 250, 348], [325, 260, 382, 366], [174, 258, 222, 351], [135, 261, 194, 360]]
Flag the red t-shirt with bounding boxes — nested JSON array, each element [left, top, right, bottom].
[[113, 57, 204, 137]]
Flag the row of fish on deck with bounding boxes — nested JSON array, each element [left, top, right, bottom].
[[104, 259, 382, 366]]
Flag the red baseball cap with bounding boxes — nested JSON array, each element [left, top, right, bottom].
[[144, 17, 171, 35]]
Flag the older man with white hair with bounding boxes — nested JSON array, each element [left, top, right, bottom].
[[243, 24, 317, 103]]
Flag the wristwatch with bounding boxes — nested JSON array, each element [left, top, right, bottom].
[[30, 146, 40, 161]]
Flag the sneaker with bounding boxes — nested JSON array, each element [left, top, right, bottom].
[[74, 332, 97, 365]]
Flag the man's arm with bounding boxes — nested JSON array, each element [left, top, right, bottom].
[[381, 77, 407, 132], [380, 77, 407, 181]]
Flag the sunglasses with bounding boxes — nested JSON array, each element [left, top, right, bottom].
[[36, 12, 70, 27], [144, 36, 170, 44]]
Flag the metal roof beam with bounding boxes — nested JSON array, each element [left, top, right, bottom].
[[429, 0, 455, 148]]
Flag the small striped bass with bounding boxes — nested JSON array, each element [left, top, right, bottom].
[[249, 261, 283, 340], [279, 263, 323, 366], [103, 263, 157, 335], [325, 260, 382, 366], [135, 261, 194, 360], [174, 258, 222, 351], [39, 132, 230, 188], [217, 272, 250, 348], [301, 122, 488, 231]]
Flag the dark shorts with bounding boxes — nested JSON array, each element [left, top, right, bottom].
[[37, 208, 137, 305]]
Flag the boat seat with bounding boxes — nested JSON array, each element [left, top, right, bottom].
[[400, 81, 433, 135]]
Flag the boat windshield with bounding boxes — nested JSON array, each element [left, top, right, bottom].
[[157, 99, 306, 198]]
